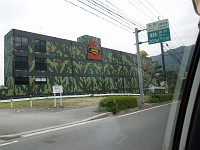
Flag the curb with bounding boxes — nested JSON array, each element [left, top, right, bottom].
[[83, 112, 112, 121], [0, 112, 112, 141]]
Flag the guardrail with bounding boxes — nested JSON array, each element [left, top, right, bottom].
[[0, 93, 140, 103]]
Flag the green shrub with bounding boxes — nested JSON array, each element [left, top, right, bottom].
[[95, 106, 107, 113], [149, 93, 173, 103], [99, 96, 138, 114]]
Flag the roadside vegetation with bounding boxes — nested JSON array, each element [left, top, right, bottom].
[[148, 93, 173, 103], [0, 94, 174, 112], [97, 94, 174, 114], [98, 96, 138, 114], [0, 97, 102, 109]]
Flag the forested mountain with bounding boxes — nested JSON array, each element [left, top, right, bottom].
[[151, 45, 195, 73]]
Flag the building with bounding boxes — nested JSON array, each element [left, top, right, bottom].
[[2, 29, 152, 98]]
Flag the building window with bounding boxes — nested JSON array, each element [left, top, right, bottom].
[[15, 36, 28, 51], [15, 76, 29, 85], [15, 56, 28, 70], [35, 57, 47, 71], [35, 77, 47, 85], [35, 40, 46, 53]]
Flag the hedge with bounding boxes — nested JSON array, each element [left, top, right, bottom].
[[99, 96, 138, 114], [149, 94, 173, 103]]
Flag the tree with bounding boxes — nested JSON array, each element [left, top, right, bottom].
[[166, 71, 178, 93], [141, 60, 163, 87], [140, 50, 148, 57]]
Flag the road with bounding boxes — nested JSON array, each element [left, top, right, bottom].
[[0, 104, 171, 150]]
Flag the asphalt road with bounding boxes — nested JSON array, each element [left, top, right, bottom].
[[0, 104, 171, 150], [0, 106, 99, 135]]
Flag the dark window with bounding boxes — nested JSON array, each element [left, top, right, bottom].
[[35, 77, 47, 85], [15, 36, 28, 51], [35, 57, 47, 71], [15, 76, 29, 85], [15, 56, 28, 70], [35, 40, 46, 53]]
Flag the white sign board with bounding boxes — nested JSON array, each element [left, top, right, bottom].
[[52, 85, 63, 93], [146, 19, 169, 32]]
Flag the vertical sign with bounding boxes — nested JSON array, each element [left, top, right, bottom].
[[52, 85, 63, 107]]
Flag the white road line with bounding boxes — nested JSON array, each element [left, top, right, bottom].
[[22, 119, 101, 138], [118, 101, 179, 118], [22, 102, 179, 138], [0, 140, 18, 147]]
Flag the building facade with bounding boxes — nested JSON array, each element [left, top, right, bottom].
[[2, 29, 152, 98]]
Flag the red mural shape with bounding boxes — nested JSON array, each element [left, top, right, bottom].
[[87, 40, 102, 61]]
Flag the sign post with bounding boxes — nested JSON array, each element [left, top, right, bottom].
[[52, 85, 63, 107], [30, 95, 32, 108], [135, 28, 144, 104], [146, 19, 171, 93], [60, 93, 62, 107], [54, 93, 56, 107], [10, 97, 13, 109]]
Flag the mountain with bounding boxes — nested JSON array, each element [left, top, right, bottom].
[[151, 45, 195, 73]]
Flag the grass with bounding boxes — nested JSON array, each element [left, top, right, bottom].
[[0, 97, 103, 109], [0, 95, 151, 110]]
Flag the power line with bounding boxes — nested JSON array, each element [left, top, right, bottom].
[[104, 0, 124, 13], [135, 0, 158, 19], [144, 0, 185, 48], [170, 26, 185, 46], [102, 0, 146, 29], [164, 45, 187, 68], [164, 51, 191, 56], [84, 0, 140, 29], [75, 0, 148, 31], [139, 33, 148, 40], [145, 0, 164, 18], [166, 45, 182, 62], [66, 0, 185, 55], [127, 0, 185, 52], [77, 0, 136, 30], [64, 0, 133, 33], [163, 46, 182, 65], [127, 0, 154, 21], [139, 35, 147, 40]]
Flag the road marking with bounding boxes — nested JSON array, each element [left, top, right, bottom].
[[0, 140, 18, 147], [22, 120, 99, 138], [21, 102, 179, 138], [118, 101, 179, 118]]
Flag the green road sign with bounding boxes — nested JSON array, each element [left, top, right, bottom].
[[146, 19, 171, 44]]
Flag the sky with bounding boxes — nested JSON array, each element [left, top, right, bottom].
[[0, 0, 199, 85]]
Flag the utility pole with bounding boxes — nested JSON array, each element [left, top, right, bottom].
[[158, 17, 168, 93], [135, 28, 144, 104], [160, 42, 168, 93]]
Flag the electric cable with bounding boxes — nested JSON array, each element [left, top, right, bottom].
[[64, 0, 133, 32], [127, 0, 154, 21], [84, 0, 139, 29], [76, 0, 135, 31]]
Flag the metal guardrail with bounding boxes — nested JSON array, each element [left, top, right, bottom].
[[0, 93, 140, 103]]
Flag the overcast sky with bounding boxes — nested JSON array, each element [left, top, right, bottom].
[[0, 0, 199, 85]]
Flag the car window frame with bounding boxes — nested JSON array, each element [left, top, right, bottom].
[[172, 31, 200, 149]]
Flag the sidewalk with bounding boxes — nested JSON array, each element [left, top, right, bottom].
[[0, 106, 105, 136]]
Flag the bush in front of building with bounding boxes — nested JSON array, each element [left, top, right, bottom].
[[148, 93, 173, 103], [99, 96, 138, 114]]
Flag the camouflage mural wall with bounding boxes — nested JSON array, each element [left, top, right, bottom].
[[4, 33, 14, 97], [2, 29, 152, 99]]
